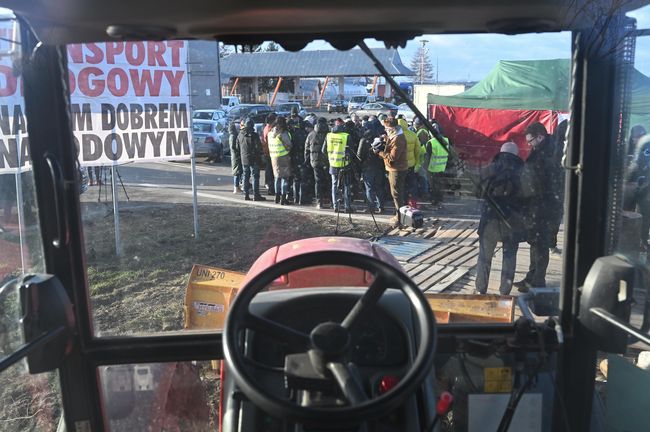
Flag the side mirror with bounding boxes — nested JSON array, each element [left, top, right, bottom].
[[578, 256, 637, 353]]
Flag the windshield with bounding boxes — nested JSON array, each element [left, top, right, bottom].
[[277, 103, 299, 111], [6, 2, 650, 431], [193, 111, 214, 120], [193, 122, 212, 133], [59, 31, 579, 338]]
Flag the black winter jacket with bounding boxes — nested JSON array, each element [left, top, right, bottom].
[[305, 123, 329, 169], [520, 135, 563, 233], [236, 128, 263, 167], [478, 151, 525, 240]]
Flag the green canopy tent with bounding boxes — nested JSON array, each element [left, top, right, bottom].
[[427, 59, 650, 164]]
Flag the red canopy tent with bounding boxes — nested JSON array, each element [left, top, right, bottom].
[[428, 59, 570, 166]]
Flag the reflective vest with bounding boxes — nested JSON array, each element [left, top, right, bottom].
[[326, 132, 350, 168], [268, 133, 289, 158], [416, 128, 430, 168], [404, 129, 419, 168], [427, 136, 449, 173]]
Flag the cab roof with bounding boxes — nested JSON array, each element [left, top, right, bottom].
[[2, 0, 648, 46]]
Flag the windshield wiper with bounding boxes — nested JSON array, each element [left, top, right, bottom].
[[357, 41, 512, 228]]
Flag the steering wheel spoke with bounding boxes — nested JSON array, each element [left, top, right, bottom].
[[327, 362, 368, 406], [223, 249, 437, 425], [341, 273, 389, 330], [243, 312, 311, 349]]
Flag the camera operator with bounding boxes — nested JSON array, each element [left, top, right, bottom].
[[376, 117, 408, 227]]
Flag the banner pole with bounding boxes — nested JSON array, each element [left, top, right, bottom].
[[14, 130, 27, 272], [111, 165, 121, 256], [186, 41, 200, 240], [190, 150, 199, 240]]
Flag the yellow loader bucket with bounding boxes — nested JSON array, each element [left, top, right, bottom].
[[183, 264, 245, 331]]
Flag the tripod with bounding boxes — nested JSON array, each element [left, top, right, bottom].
[[334, 165, 380, 235], [97, 166, 130, 203]]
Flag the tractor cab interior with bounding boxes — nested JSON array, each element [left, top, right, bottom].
[[2, 1, 650, 431]]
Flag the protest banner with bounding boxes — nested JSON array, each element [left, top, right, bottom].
[[0, 36, 192, 173]]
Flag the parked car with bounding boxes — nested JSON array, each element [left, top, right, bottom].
[[350, 102, 399, 118], [192, 109, 228, 128], [347, 95, 375, 113], [275, 102, 308, 118], [192, 119, 225, 162], [220, 96, 240, 112], [226, 104, 275, 124], [396, 103, 416, 123], [327, 100, 347, 113]]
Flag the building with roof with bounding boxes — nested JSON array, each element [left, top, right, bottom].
[[220, 48, 413, 105]]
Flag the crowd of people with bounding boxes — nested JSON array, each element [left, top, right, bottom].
[[225, 110, 650, 295], [474, 120, 650, 296], [474, 122, 565, 296], [228, 106, 450, 228]]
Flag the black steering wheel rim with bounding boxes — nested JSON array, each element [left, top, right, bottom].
[[223, 250, 437, 425]]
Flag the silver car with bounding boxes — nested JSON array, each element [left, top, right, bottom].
[[192, 120, 226, 162], [350, 102, 399, 118], [193, 109, 228, 128]]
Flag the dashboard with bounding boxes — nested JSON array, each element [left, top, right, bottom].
[[250, 292, 409, 368]]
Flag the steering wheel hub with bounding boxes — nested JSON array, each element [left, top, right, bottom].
[[310, 322, 350, 355]]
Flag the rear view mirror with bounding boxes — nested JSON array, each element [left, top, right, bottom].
[[578, 256, 637, 353], [215, 123, 224, 132]]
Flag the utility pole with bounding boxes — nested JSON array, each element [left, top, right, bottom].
[[436, 56, 439, 86], [419, 39, 429, 85]]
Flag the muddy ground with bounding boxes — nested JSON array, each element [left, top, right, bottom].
[[82, 200, 379, 336]]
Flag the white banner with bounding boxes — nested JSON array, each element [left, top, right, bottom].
[[0, 31, 192, 174]]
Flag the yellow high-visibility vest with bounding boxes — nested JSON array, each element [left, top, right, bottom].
[[326, 132, 350, 168], [428, 136, 449, 173], [268, 133, 289, 158], [416, 128, 430, 169]]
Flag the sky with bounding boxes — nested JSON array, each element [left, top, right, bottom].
[[301, 4, 650, 83]]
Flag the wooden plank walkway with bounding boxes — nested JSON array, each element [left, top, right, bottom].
[[382, 218, 563, 297]]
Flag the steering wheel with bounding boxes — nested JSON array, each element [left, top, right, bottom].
[[223, 251, 437, 425]]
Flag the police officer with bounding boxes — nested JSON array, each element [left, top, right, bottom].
[[323, 123, 354, 212]]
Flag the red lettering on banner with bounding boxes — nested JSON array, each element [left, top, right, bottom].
[[147, 42, 167, 67], [125, 42, 145, 66], [107, 68, 129, 97], [68, 70, 76, 94], [78, 67, 105, 97], [130, 69, 163, 97], [0, 65, 17, 97], [86, 43, 104, 64], [68, 44, 83, 63], [166, 41, 184, 67], [164, 70, 184, 96], [105, 42, 124, 64]]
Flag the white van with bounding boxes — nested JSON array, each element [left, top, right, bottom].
[[347, 95, 375, 113], [221, 96, 240, 112]]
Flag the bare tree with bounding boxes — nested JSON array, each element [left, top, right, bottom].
[[409, 40, 434, 84]]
